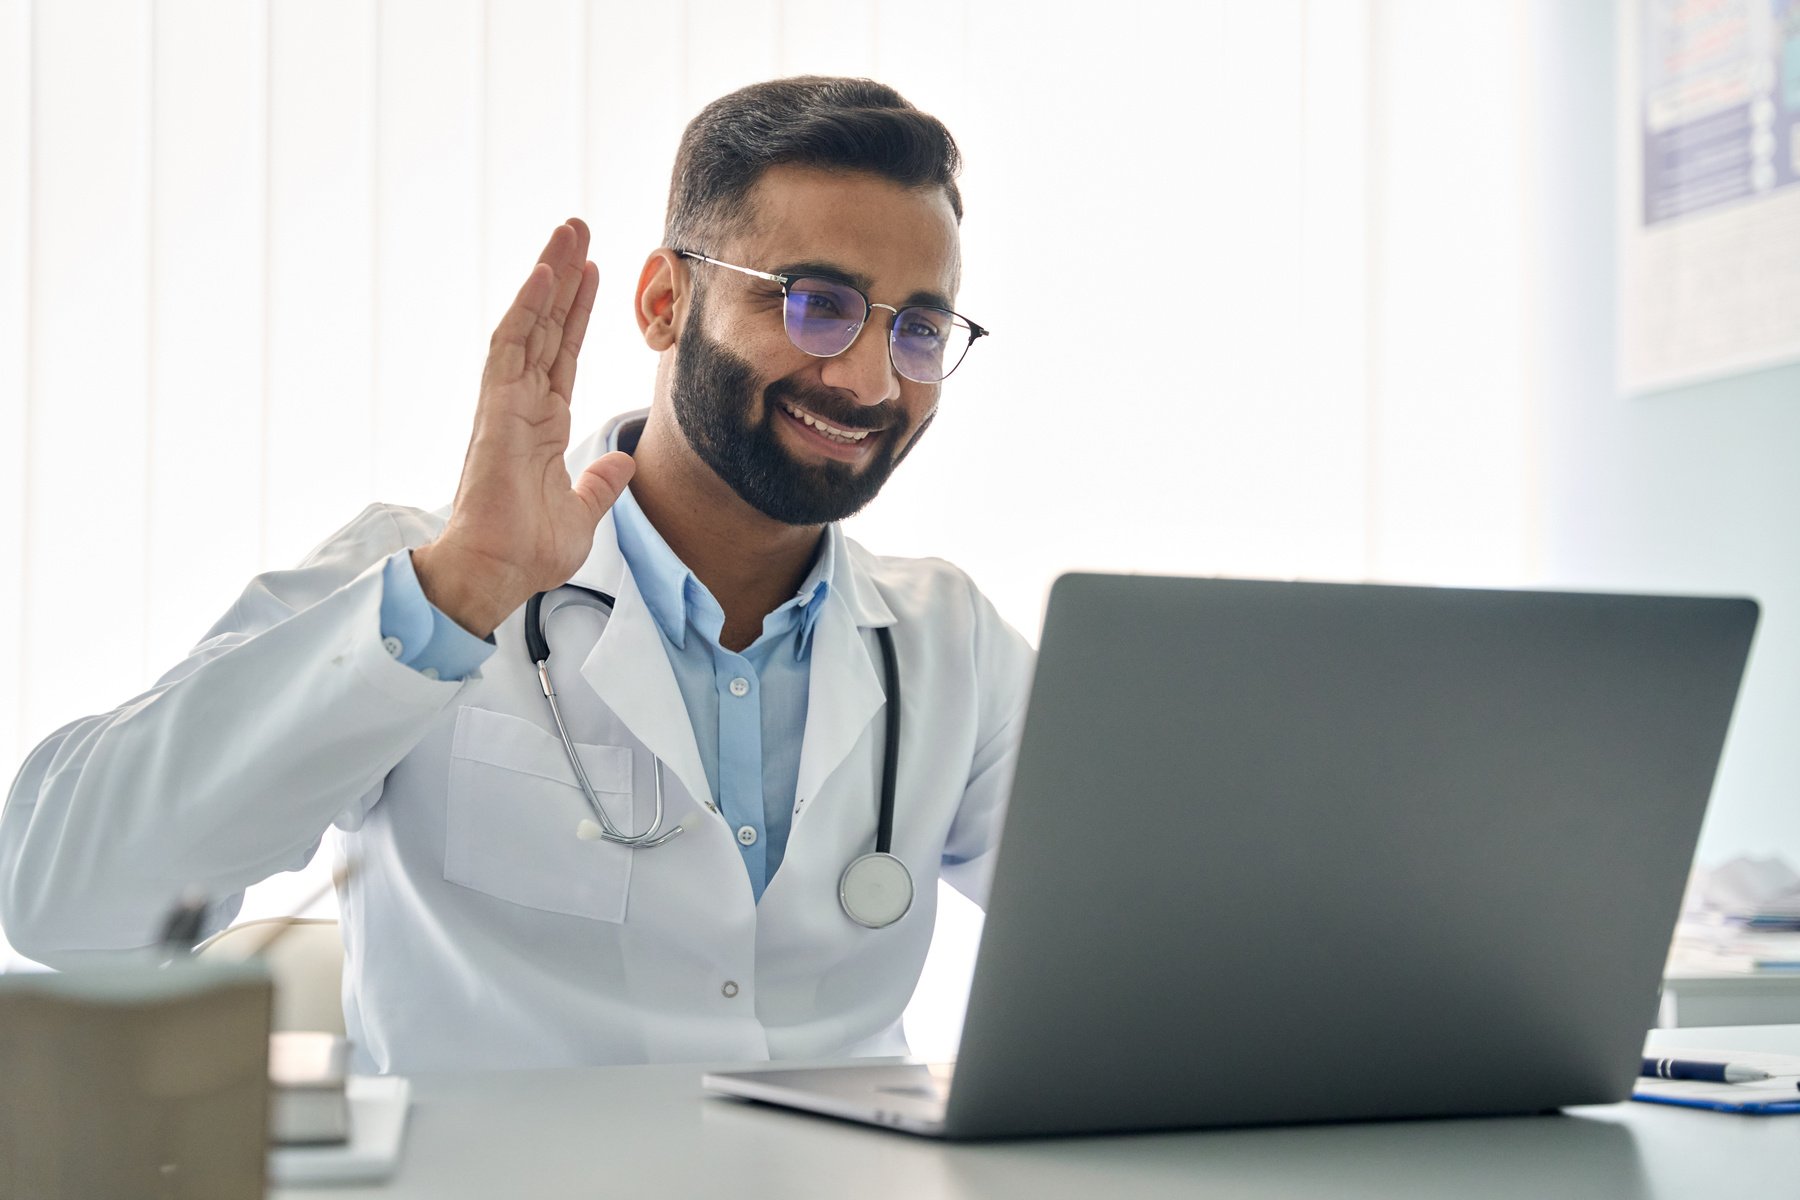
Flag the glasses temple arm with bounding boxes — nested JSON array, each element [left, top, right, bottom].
[[674, 250, 790, 287]]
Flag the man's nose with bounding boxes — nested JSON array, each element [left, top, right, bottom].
[[819, 310, 902, 405]]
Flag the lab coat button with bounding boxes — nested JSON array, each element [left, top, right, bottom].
[[382, 636, 404, 658], [729, 676, 750, 697], [420, 667, 440, 680], [721, 981, 740, 998], [736, 825, 758, 846]]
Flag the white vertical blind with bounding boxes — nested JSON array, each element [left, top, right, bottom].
[[25, 0, 152, 741], [2, 0, 1549, 1054], [374, 0, 485, 512], [482, 0, 586, 337], [0, 0, 28, 781], [265, 1, 378, 571], [583, 2, 684, 412], [149, 0, 268, 674], [1366, 0, 1535, 583]]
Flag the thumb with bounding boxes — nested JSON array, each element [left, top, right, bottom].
[[573, 450, 636, 521]]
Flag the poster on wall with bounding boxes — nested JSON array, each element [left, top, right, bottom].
[[1618, 0, 1800, 394]]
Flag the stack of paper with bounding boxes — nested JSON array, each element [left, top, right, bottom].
[[1701, 856, 1800, 929], [267, 1076, 412, 1186], [264, 1032, 414, 1185], [269, 1031, 350, 1144], [1668, 855, 1800, 973]]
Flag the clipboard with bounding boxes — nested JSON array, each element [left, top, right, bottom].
[[1631, 1091, 1800, 1115]]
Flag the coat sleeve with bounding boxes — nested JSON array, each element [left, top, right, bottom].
[[0, 504, 468, 965], [937, 578, 1035, 911]]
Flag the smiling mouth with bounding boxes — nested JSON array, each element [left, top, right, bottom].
[[776, 399, 881, 445]]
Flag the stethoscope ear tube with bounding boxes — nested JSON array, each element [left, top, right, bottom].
[[524, 592, 551, 664], [526, 589, 616, 665], [873, 624, 900, 857]]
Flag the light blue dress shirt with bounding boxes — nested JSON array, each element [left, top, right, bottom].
[[378, 435, 829, 902], [607, 486, 829, 899], [378, 551, 496, 683]]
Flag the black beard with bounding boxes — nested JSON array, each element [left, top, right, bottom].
[[668, 294, 929, 526]]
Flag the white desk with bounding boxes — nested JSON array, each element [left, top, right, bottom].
[[273, 1026, 1799, 1199], [1661, 970, 1800, 1026]]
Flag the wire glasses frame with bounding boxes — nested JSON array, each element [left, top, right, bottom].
[[675, 250, 989, 384]]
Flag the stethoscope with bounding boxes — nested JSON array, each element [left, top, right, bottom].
[[524, 586, 913, 928]]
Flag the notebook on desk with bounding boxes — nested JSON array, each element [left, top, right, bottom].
[[704, 574, 1759, 1138]]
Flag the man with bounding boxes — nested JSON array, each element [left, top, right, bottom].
[[0, 77, 1034, 1074]]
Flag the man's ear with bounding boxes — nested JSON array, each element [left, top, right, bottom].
[[635, 249, 685, 351]]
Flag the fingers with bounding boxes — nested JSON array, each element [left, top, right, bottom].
[[572, 451, 635, 522], [533, 217, 587, 271], [488, 220, 595, 390], [535, 219, 590, 371], [549, 261, 600, 401], [487, 262, 555, 386]]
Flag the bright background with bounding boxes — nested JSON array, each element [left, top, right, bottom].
[[3, 1, 1798, 1058]]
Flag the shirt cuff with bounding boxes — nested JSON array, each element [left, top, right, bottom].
[[379, 549, 497, 681]]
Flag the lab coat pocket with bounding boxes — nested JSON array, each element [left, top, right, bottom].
[[444, 706, 635, 923]]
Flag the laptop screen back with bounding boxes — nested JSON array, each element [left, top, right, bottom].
[[944, 575, 1757, 1138]]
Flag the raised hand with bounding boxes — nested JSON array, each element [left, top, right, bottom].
[[413, 219, 635, 639]]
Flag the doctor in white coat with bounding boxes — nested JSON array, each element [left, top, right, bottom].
[[0, 77, 1034, 1074]]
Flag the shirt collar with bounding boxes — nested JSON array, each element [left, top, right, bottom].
[[605, 413, 837, 657]]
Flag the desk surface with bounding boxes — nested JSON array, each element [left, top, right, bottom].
[[273, 1026, 1798, 1199]]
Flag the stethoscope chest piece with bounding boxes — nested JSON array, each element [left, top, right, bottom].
[[839, 852, 913, 929]]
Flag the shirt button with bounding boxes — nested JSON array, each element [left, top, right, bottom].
[[729, 677, 750, 697], [736, 825, 758, 846], [420, 667, 439, 680], [382, 635, 404, 658], [721, 981, 740, 998]]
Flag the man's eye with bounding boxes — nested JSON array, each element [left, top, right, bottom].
[[799, 291, 844, 316], [901, 317, 945, 342]]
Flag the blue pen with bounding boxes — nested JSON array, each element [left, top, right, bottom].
[[1641, 1056, 1773, 1084]]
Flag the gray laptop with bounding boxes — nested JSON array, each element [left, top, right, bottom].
[[704, 574, 1758, 1138]]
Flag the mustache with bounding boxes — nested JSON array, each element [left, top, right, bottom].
[[764, 378, 897, 433]]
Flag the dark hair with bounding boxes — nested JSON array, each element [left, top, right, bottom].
[[664, 76, 963, 252]]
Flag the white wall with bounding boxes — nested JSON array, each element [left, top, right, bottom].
[[1529, 0, 1800, 867]]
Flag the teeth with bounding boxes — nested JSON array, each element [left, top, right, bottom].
[[782, 401, 870, 444]]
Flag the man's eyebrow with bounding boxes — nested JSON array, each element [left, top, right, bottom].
[[775, 260, 953, 311]]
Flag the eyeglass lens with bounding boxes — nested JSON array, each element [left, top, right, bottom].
[[782, 277, 972, 384]]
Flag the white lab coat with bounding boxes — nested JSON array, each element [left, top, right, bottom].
[[0, 413, 1035, 1074]]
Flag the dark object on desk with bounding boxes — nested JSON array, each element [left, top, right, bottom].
[[1640, 1055, 1771, 1083], [708, 575, 1758, 1138], [0, 960, 271, 1198], [157, 889, 211, 959]]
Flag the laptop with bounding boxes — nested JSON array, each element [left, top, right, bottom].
[[704, 574, 1758, 1138]]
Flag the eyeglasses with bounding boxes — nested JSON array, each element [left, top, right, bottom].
[[675, 250, 989, 384]]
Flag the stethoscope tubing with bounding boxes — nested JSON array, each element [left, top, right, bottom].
[[528, 589, 679, 847], [873, 622, 899, 858], [525, 587, 899, 858]]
